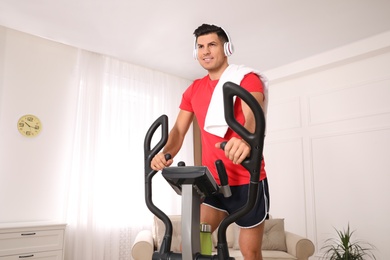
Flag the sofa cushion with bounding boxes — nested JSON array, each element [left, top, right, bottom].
[[262, 250, 297, 259], [154, 215, 182, 253], [232, 218, 287, 252], [262, 219, 287, 251]]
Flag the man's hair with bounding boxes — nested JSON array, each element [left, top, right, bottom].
[[193, 24, 229, 43]]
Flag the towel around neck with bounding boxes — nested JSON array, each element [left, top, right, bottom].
[[203, 64, 268, 137]]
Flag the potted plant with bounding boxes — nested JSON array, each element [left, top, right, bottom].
[[321, 223, 376, 260]]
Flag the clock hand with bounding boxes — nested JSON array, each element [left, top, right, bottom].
[[25, 122, 32, 127]]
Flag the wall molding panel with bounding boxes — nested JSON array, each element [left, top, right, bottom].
[[264, 137, 308, 236], [308, 77, 390, 125], [263, 31, 390, 259], [265, 31, 390, 83], [267, 96, 302, 132]]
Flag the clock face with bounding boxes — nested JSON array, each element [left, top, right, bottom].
[[17, 114, 42, 137]]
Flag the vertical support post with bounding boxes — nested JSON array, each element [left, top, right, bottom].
[[181, 184, 201, 259]]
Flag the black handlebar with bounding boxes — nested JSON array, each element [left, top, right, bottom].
[[215, 81, 266, 260], [215, 160, 231, 198], [144, 115, 169, 174], [222, 81, 266, 182], [143, 115, 173, 255]]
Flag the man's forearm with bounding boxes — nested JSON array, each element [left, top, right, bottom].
[[162, 128, 185, 158]]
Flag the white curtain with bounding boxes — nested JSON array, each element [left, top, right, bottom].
[[65, 50, 193, 260]]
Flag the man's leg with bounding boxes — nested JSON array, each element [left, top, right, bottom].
[[200, 204, 227, 232], [239, 222, 265, 260]]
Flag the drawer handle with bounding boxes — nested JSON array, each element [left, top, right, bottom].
[[21, 232, 36, 236], [19, 255, 34, 258]]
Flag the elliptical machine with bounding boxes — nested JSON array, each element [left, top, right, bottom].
[[143, 81, 266, 260]]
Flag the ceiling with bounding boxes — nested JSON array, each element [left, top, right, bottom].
[[1, 0, 390, 80]]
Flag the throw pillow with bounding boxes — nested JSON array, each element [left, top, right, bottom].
[[262, 219, 287, 251]]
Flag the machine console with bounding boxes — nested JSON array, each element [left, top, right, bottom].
[[162, 166, 218, 198]]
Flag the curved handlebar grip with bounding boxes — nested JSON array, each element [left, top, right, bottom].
[[222, 81, 266, 182], [144, 115, 169, 175], [143, 115, 173, 254]]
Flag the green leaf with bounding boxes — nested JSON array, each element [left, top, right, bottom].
[[320, 223, 376, 260]]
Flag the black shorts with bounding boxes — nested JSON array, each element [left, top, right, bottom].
[[203, 178, 270, 228]]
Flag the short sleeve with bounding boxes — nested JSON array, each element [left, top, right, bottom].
[[179, 83, 194, 112], [240, 73, 264, 94]]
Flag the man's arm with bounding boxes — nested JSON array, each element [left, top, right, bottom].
[[151, 110, 194, 171], [242, 92, 265, 133], [217, 91, 264, 165]]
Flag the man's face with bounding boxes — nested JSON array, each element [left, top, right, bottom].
[[196, 33, 227, 72]]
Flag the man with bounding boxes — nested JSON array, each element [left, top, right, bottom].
[[151, 23, 269, 260]]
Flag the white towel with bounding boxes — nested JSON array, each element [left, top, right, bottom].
[[203, 64, 268, 137]]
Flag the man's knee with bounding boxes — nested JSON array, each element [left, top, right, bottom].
[[241, 248, 262, 260]]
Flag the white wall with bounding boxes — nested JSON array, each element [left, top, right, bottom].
[[0, 26, 5, 124], [263, 31, 390, 259], [0, 26, 79, 222]]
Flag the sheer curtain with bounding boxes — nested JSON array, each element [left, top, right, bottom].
[[65, 50, 193, 260]]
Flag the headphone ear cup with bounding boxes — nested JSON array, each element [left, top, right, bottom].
[[193, 48, 198, 60], [224, 42, 234, 56], [193, 37, 198, 60], [221, 27, 234, 56]]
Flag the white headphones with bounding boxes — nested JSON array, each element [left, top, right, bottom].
[[193, 27, 234, 60]]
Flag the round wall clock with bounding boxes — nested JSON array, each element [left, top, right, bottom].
[[17, 114, 42, 137]]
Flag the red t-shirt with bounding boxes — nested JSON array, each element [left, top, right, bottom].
[[180, 73, 266, 186]]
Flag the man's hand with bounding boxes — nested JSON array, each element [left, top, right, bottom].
[[151, 152, 173, 171], [215, 137, 251, 165]]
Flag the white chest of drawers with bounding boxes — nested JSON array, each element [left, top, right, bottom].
[[0, 222, 66, 260]]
